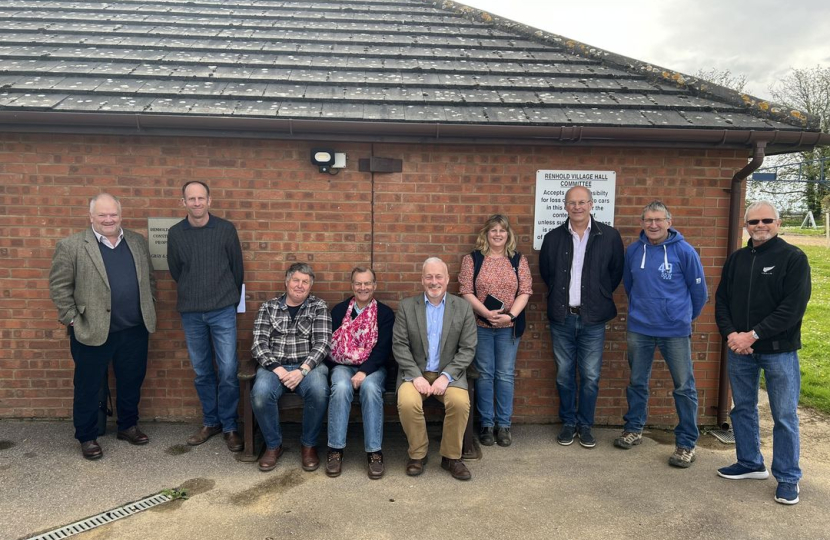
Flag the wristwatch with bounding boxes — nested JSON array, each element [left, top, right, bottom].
[[300, 366, 310, 377], [751, 330, 760, 340], [508, 313, 516, 322]]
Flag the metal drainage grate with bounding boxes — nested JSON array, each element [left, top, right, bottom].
[[710, 429, 736, 444], [26, 493, 171, 540]]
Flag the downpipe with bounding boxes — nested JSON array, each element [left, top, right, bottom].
[[716, 142, 766, 428]]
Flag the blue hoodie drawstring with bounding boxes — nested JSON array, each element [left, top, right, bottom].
[[640, 243, 669, 270]]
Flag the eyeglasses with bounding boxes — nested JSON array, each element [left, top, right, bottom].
[[642, 218, 667, 225], [746, 218, 776, 226], [565, 200, 592, 207]]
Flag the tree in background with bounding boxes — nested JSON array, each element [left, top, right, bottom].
[[768, 66, 830, 218]]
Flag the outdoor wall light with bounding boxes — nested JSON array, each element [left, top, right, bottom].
[[311, 148, 336, 173]]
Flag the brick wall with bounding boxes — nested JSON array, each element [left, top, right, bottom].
[[0, 132, 747, 427]]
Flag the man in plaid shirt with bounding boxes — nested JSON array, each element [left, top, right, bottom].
[[250, 263, 332, 473]]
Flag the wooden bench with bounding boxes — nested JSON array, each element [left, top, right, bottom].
[[236, 357, 481, 462]]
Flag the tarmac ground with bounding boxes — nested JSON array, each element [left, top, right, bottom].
[[2, 392, 830, 540]]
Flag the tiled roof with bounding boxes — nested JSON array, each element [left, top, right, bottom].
[[0, 0, 824, 146]]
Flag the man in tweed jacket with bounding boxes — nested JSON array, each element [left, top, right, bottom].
[[49, 193, 156, 460]]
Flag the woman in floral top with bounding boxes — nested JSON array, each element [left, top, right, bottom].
[[459, 215, 532, 447]]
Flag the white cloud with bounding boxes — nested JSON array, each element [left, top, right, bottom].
[[463, 0, 830, 99]]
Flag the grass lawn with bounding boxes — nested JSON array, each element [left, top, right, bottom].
[[798, 244, 830, 414], [781, 226, 827, 237]]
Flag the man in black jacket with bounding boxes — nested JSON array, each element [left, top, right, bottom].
[[539, 186, 624, 448], [715, 200, 811, 506]]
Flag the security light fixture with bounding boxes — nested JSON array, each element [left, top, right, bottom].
[[311, 148, 335, 173]]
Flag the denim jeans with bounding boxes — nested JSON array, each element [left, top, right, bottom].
[[180, 305, 240, 432], [728, 350, 801, 483], [549, 315, 605, 427], [251, 364, 330, 449], [474, 326, 520, 428], [327, 365, 387, 452], [624, 331, 699, 448]]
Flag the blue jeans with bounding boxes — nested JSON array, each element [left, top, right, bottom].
[[728, 350, 801, 483], [327, 365, 387, 452], [180, 305, 240, 432], [624, 331, 699, 448], [474, 326, 520, 428], [550, 315, 605, 427], [251, 364, 330, 449]]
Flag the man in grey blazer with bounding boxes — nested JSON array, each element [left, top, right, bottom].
[[49, 193, 157, 460], [393, 257, 477, 480]]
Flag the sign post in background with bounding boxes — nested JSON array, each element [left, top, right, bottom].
[[533, 170, 617, 250]]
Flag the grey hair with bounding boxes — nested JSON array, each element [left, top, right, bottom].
[[565, 185, 593, 202], [640, 200, 672, 221], [745, 200, 780, 221], [422, 257, 448, 274], [285, 262, 315, 283], [350, 266, 376, 283], [89, 193, 121, 215]]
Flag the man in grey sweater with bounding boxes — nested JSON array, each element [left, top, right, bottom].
[[168, 181, 244, 452]]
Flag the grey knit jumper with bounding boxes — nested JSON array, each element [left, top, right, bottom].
[[167, 213, 244, 313]]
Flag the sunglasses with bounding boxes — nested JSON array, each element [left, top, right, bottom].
[[746, 218, 776, 225]]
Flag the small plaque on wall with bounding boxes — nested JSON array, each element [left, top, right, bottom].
[[147, 217, 182, 271]]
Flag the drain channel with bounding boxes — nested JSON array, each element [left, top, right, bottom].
[[709, 429, 736, 444], [26, 493, 172, 540]]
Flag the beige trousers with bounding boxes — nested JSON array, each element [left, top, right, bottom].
[[397, 372, 470, 460]]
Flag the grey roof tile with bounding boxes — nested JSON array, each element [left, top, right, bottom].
[[0, 0, 813, 132]]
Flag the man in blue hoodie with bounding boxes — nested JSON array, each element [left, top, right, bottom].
[[615, 201, 707, 468]]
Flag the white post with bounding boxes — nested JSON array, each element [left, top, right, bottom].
[[826, 212, 829, 248]]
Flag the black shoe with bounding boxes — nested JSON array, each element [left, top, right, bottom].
[[479, 426, 495, 446], [577, 426, 596, 448], [80, 440, 103, 460], [557, 424, 576, 446], [496, 426, 512, 447]]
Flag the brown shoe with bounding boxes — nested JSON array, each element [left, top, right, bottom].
[[368, 452, 384, 479], [405, 457, 427, 476], [326, 449, 343, 477], [441, 457, 472, 481], [258, 446, 283, 472], [186, 425, 222, 446], [224, 431, 243, 452], [116, 425, 149, 445], [80, 440, 103, 460], [301, 445, 320, 471]]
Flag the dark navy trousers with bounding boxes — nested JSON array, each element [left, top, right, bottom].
[[69, 325, 149, 442]]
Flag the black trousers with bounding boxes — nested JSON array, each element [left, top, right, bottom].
[[69, 325, 149, 442]]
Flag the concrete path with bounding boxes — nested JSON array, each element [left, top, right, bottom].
[[2, 399, 829, 540]]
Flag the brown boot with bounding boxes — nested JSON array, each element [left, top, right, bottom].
[[186, 425, 222, 446], [441, 457, 471, 481], [224, 431, 243, 452], [301, 445, 320, 471], [258, 446, 284, 472]]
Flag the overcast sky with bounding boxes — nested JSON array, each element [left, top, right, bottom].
[[463, 0, 830, 100]]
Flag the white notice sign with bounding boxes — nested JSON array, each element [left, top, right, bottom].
[[533, 170, 617, 250]]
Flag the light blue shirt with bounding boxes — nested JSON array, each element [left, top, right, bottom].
[[424, 293, 445, 373]]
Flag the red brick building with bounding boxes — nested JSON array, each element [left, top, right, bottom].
[[1, 0, 827, 427]]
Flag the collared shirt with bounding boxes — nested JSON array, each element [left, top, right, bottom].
[[92, 226, 124, 249], [251, 293, 332, 370], [568, 220, 592, 307], [424, 293, 445, 373]]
